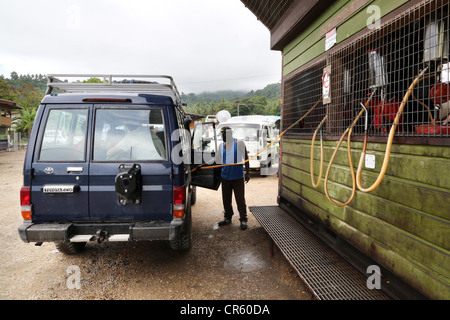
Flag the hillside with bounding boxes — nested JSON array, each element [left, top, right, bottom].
[[181, 82, 281, 104], [1, 72, 281, 118], [181, 82, 281, 117]]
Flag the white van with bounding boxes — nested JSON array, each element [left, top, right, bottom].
[[216, 115, 280, 176]]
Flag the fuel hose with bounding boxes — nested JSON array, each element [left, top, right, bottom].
[[356, 67, 429, 193], [310, 115, 328, 188], [191, 100, 322, 173], [323, 89, 377, 207]]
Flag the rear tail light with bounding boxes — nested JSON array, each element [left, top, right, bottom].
[[20, 186, 32, 220], [173, 186, 186, 219]]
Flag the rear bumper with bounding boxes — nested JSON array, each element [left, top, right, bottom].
[[18, 219, 183, 243]]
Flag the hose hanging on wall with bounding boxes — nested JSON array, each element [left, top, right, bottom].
[[356, 67, 429, 193], [310, 115, 328, 188], [323, 89, 377, 207]]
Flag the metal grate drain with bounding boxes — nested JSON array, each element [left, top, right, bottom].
[[250, 205, 389, 300]]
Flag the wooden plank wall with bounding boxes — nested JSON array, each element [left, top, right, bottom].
[[280, 138, 450, 299], [279, 0, 450, 299]]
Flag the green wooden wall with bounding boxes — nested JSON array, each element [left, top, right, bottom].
[[280, 0, 450, 299], [280, 138, 450, 299]]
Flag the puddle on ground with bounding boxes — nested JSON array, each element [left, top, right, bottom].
[[223, 250, 269, 272]]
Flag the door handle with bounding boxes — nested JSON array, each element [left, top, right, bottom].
[[67, 167, 84, 173]]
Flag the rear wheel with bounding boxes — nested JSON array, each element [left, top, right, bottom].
[[55, 241, 86, 255], [169, 203, 192, 251]]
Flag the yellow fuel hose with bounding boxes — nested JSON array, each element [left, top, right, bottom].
[[323, 89, 377, 207], [310, 115, 328, 188], [191, 100, 322, 173], [356, 67, 429, 193], [411, 74, 435, 121]]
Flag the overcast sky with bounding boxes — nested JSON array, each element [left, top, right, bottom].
[[0, 0, 281, 94]]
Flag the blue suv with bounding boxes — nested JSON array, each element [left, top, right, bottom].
[[18, 75, 220, 254]]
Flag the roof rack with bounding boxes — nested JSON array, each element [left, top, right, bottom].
[[46, 74, 182, 105]]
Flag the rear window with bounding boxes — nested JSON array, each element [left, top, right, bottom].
[[93, 108, 167, 161], [39, 108, 88, 161]]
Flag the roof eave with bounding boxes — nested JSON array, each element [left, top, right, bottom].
[[270, 0, 332, 51], [241, 0, 333, 51]]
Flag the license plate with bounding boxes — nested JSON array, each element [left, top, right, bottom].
[[42, 184, 80, 194]]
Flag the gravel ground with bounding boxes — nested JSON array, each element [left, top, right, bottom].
[[0, 149, 313, 300]]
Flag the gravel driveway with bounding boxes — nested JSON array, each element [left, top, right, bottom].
[[0, 150, 313, 301]]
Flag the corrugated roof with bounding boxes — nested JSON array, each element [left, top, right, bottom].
[[241, 0, 295, 30]]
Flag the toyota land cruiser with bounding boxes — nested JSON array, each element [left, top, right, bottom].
[[18, 74, 220, 254]]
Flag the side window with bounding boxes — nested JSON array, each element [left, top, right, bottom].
[[192, 122, 217, 152], [262, 126, 268, 141], [93, 108, 167, 161], [39, 109, 88, 161], [175, 110, 191, 162]]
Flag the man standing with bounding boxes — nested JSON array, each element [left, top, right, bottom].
[[217, 126, 250, 230]]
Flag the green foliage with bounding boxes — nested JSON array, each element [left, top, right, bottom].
[[15, 83, 42, 109], [82, 77, 103, 83], [1, 72, 45, 136], [7, 72, 47, 94], [0, 78, 16, 101], [183, 82, 281, 117], [12, 107, 37, 137], [246, 83, 281, 100]]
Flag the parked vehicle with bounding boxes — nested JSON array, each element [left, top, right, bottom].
[[18, 74, 219, 254], [216, 115, 280, 175]]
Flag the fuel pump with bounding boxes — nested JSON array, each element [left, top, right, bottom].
[[367, 49, 398, 133], [420, 18, 450, 133]]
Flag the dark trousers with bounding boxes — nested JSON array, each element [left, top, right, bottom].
[[221, 178, 247, 222]]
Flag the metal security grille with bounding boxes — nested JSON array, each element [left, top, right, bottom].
[[250, 206, 389, 300], [282, 60, 326, 135], [283, 0, 450, 140]]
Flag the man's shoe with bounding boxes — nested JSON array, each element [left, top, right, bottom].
[[240, 221, 248, 230], [218, 219, 231, 227]]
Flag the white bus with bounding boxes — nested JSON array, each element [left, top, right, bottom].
[[216, 115, 280, 176]]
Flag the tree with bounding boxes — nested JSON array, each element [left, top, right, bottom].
[[10, 71, 18, 81], [13, 107, 37, 137], [3, 75, 44, 137], [82, 77, 103, 83], [0, 78, 16, 101], [15, 83, 42, 109]]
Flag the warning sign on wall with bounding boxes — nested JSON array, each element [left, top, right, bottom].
[[325, 28, 337, 51], [323, 66, 331, 104]]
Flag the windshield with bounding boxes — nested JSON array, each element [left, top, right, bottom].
[[93, 108, 166, 161], [217, 124, 260, 141]]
